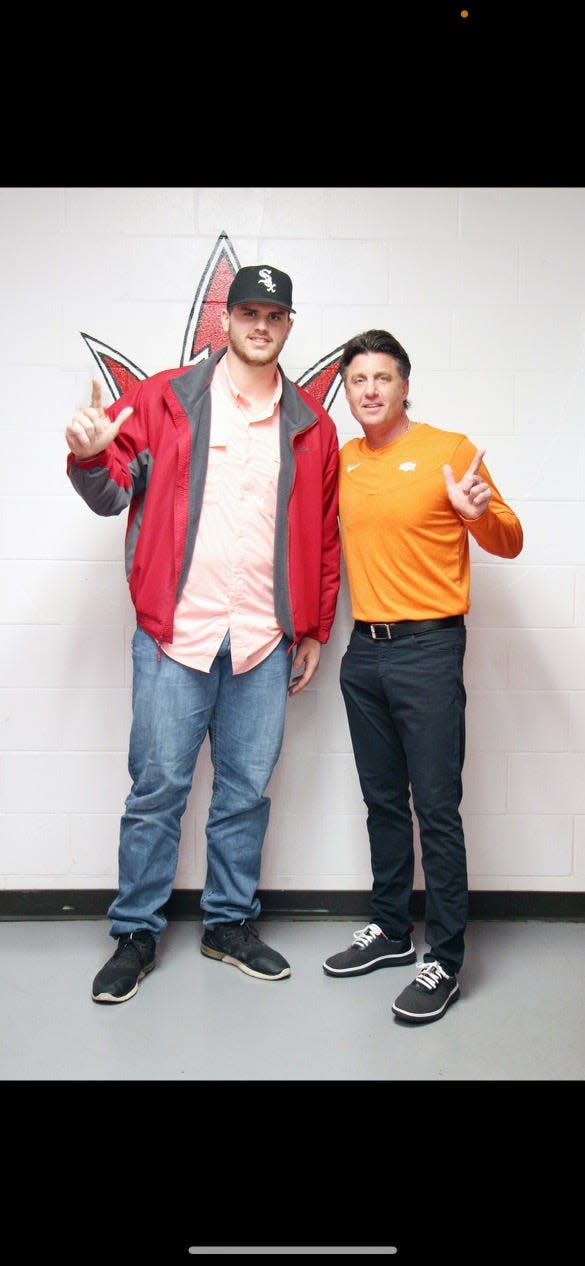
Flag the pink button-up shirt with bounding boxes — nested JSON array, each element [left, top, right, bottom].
[[161, 357, 284, 675]]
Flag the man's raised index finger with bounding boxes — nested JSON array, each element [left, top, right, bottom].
[[91, 377, 103, 410], [469, 447, 486, 475]]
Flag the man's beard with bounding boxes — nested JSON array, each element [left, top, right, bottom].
[[229, 331, 279, 367]]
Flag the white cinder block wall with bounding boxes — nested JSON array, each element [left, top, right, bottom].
[[1, 185, 584, 898]]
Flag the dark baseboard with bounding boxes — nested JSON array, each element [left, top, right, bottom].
[[1, 888, 584, 920]]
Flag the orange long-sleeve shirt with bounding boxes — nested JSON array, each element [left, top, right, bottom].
[[339, 423, 523, 621]]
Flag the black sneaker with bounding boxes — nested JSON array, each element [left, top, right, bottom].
[[322, 922, 416, 977], [392, 960, 460, 1024], [201, 919, 291, 980], [92, 931, 156, 1004]]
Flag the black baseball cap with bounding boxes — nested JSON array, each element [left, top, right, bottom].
[[227, 265, 295, 314]]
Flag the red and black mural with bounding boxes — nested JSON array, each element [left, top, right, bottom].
[[81, 231, 344, 412]]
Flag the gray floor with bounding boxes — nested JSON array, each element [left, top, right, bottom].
[[1, 915, 584, 1081]]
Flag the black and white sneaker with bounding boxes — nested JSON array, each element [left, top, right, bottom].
[[92, 930, 156, 1004], [392, 960, 460, 1023], [201, 919, 291, 980], [322, 922, 416, 977]]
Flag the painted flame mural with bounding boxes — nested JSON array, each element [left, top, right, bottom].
[[80, 231, 344, 412]]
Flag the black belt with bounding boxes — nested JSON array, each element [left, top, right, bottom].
[[354, 615, 464, 640]]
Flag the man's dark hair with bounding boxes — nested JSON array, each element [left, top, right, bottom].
[[339, 329, 412, 384]]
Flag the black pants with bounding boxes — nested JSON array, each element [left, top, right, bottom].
[[340, 623, 468, 976]]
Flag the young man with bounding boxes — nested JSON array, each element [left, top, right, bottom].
[[323, 329, 523, 1023], [66, 265, 340, 1003]]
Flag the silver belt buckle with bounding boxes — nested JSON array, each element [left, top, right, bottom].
[[370, 623, 392, 640]]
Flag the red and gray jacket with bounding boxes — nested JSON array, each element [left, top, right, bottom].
[[67, 349, 341, 648]]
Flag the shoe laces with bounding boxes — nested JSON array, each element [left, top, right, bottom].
[[414, 961, 450, 991], [236, 920, 259, 942], [114, 937, 140, 960], [352, 923, 383, 950], [116, 932, 150, 960]]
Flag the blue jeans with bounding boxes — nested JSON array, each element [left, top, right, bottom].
[[108, 626, 292, 939], [340, 623, 468, 976]]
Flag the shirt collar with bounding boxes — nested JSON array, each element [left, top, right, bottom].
[[218, 355, 282, 415]]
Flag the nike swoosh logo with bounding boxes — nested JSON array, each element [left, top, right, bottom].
[[347, 462, 361, 472]]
